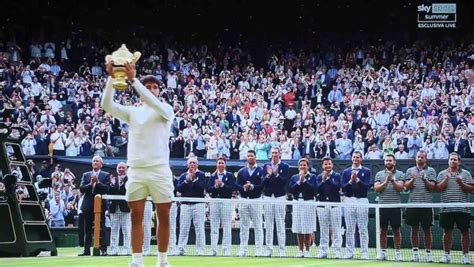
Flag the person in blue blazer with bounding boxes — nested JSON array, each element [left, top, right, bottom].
[[207, 157, 236, 256], [235, 150, 264, 257], [108, 162, 130, 256], [289, 158, 317, 258], [261, 147, 290, 257], [315, 157, 343, 259], [341, 151, 371, 260], [79, 156, 110, 256], [176, 157, 207, 256]]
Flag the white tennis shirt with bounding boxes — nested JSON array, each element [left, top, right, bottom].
[[101, 77, 175, 167]]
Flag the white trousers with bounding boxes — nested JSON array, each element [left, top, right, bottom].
[[142, 201, 153, 254], [344, 197, 369, 255], [109, 210, 131, 254], [239, 202, 263, 253], [169, 202, 178, 250], [263, 195, 286, 251], [317, 206, 342, 253], [210, 202, 233, 252], [177, 203, 206, 254]]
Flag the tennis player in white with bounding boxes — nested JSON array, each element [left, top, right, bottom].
[[102, 62, 175, 267]]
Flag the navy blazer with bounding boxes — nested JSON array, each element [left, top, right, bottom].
[[229, 140, 241, 160], [341, 166, 371, 198], [316, 171, 342, 202], [108, 175, 129, 213], [261, 162, 290, 197], [289, 173, 317, 200], [79, 170, 111, 213], [447, 139, 467, 158], [226, 112, 241, 125], [207, 171, 236, 199], [315, 141, 337, 159], [177, 170, 207, 199], [236, 165, 263, 199], [299, 140, 316, 158]]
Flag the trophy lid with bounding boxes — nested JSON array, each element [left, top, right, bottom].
[[106, 44, 141, 65]]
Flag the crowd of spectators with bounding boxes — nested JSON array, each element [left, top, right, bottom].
[[0, 35, 473, 164], [17, 158, 80, 227]]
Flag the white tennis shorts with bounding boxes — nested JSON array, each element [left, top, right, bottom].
[[125, 164, 174, 203]]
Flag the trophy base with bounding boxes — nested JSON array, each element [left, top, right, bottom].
[[112, 66, 128, 90], [113, 80, 128, 90]]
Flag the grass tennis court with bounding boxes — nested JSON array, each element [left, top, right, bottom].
[[0, 247, 467, 267]]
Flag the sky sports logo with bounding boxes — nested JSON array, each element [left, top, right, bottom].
[[417, 3, 456, 28]]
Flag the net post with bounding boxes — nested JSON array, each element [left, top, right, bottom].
[[93, 194, 103, 256], [375, 205, 381, 258]]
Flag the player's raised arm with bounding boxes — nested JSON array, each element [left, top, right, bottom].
[[101, 61, 131, 123], [125, 63, 175, 122]]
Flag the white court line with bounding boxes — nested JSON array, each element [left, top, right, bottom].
[[278, 260, 378, 267]]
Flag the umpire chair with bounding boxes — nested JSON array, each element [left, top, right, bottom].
[[0, 123, 57, 257]]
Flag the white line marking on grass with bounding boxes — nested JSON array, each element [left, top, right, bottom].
[[314, 260, 378, 266]]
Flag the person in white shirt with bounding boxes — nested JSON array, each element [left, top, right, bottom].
[[375, 108, 390, 127], [280, 135, 292, 160], [102, 62, 175, 267], [238, 135, 251, 160], [30, 77, 42, 99], [65, 131, 80, 156], [206, 133, 219, 160], [39, 62, 51, 72], [49, 192, 66, 227], [50, 125, 67, 156], [336, 132, 353, 160], [365, 144, 383, 159], [30, 43, 42, 58], [407, 131, 423, 158], [21, 133, 37, 156], [467, 120, 474, 134], [238, 79, 250, 90], [353, 135, 365, 155], [182, 121, 196, 140], [394, 144, 409, 159], [420, 87, 435, 100], [284, 105, 297, 120], [433, 137, 449, 159], [48, 93, 63, 114], [166, 71, 178, 89], [40, 106, 56, 129], [91, 62, 103, 76]]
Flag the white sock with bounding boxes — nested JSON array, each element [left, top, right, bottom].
[[158, 252, 168, 263], [133, 253, 143, 264]]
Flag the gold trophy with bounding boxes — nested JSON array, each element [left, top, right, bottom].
[[105, 44, 142, 90]]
